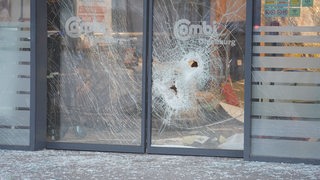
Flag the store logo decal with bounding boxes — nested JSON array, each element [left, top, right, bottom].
[[174, 19, 219, 41], [173, 19, 236, 47], [65, 16, 93, 38]]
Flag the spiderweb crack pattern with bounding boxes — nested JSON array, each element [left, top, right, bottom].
[[152, 0, 245, 134]]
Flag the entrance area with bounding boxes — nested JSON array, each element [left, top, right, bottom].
[[46, 0, 246, 155], [1, 0, 319, 164]]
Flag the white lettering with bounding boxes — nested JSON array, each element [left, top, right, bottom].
[[65, 16, 106, 38], [174, 19, 219, 41], [65, 16, 91, 38], [173, 19, 236, 47]]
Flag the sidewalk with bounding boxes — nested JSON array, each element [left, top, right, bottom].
[[0, 149, 319, 180]]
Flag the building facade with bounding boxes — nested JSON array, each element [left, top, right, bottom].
[[0, 0, 319, 164]]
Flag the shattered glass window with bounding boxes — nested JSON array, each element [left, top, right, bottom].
[[151, 0, 246, 149], [47, 0, 144, 145]]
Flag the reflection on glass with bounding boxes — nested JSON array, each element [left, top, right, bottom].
[[151, 0, 246, 149], [0, 0, 31, 146], [47, 0, 143, 145]]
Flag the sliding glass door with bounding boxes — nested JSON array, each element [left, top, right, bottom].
[[149, 0, 246, 154], [46, 0, 247, 155], [47, 0, 145, 150]]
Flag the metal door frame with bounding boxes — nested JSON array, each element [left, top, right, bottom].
[[3, 0, 250, 157], [45, 0, 149, 153], [0, 0, 47, 151], [145, 0, 250, 157]]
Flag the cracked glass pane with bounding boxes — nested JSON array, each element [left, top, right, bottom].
[[47, 0, 143, 145], [151, 0, 246, 149]]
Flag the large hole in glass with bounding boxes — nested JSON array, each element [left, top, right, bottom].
[[188, 60, 198, 68]]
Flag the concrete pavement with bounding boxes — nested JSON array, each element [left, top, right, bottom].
[[0, 149, 319, 180]]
